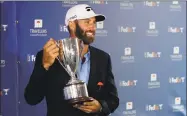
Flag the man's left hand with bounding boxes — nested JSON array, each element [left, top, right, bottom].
[[73, 97, 102, 114]]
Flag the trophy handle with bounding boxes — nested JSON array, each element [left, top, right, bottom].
[[55, 38, 83, 79], [56, 41, 73, 77]]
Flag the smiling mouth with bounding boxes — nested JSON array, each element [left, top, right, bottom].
[[86, 32, 94, 36]]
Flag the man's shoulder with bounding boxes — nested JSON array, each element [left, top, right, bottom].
[[90, 46, 110, 58]]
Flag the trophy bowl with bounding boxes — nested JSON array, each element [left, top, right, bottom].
[[56, 38, 93, 104]]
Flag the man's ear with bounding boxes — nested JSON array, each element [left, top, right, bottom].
[[68, 21, 76, 33]]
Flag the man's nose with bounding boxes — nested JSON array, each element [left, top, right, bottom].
[[88, 23, 96, 31]]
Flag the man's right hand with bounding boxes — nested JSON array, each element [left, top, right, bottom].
[[42, 38, 59, 70]]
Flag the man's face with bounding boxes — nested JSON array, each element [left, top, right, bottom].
[[75, 17, 96, 45]]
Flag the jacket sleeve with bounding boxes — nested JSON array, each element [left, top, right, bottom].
[[24, 50, 47, 105], [98, 54, 119, 116]]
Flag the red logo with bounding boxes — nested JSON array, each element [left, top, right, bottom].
[[97, 82, 103, 86]]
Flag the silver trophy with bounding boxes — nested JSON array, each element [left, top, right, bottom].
[[56, 38, 92, 104]]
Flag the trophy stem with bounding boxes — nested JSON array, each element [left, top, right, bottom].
[[69, 73, 78, 81]]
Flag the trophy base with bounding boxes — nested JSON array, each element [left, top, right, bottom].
[[68, 97, 93, 104]]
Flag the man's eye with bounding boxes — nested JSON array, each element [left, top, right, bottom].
[[85, 21, 89, 23]]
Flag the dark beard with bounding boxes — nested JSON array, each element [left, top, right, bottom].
[[75, 22, 94, 45]]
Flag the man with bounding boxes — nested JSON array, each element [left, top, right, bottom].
[[24, 4, 119, 116]]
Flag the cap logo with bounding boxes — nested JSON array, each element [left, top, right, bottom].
[[68, 15, 77, 22], [85, 7, 93, 11]]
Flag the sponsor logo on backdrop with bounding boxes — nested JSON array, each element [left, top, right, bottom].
[[118, 26, 136, 33], [169, 77, 185, 84], [27, 54, 36, 62], [30, 19, 47, 36], [1, 24, 8, 31], [146, 22, 159, 36], [123, 102, 136, 116], [146, 104, 163, 111], [90, 0, 108, 4], [121, 47, 135, 63], [144, 1, 160, 7], [120, 1, 134, 10], [148, 73, 160, 89], [168, 26, 184, 33], [96, 21, 108, 36], [60, 24, 68, 32], [144, 52, 161, 58], [119, 80, 138, 87], [62, 1, 78, 7], [0, 60, 5, 67], [170, 1, 181, 11], [170, 46, 182, 61], [34, 19, 43, 28], [172, 97, 185, 112], [0, 88, 10, 96]]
